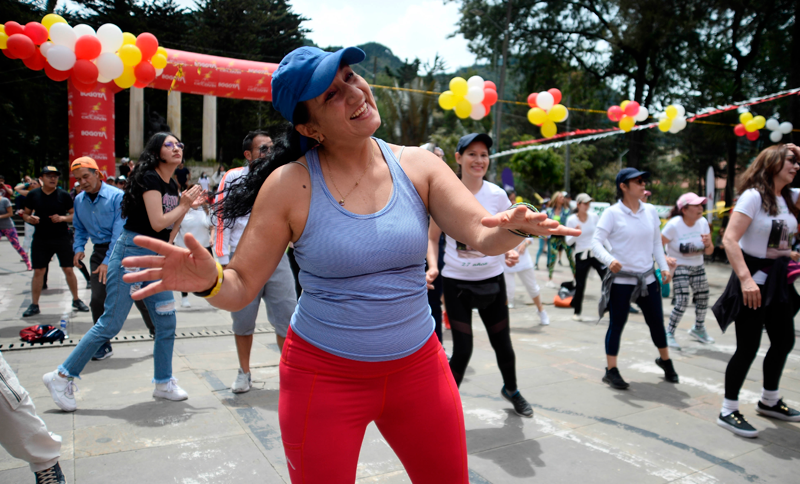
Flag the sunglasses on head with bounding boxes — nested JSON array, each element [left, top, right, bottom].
[[164, 141, 185, 150]]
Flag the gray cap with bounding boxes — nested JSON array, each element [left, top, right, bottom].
[[575, 193, 592, 204]]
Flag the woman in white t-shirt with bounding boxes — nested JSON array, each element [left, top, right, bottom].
[[503, 235, 549, 325], [713, 144, 800, 438], [566, 193, 607, 321], [175, 204, 212, 308], [661, 192, 714, 350]]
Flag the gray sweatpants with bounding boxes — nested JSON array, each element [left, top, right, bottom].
[[0, 352, 61, 472], [231, 252, 297, 337]]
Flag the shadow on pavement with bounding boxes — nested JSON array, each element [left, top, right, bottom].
[[468, 410, 544, 478], [47, 400, 216, 427], [611, 380, 694, 409]]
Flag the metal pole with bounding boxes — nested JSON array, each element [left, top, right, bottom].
[[564, 93, 571, 193], [491, 0, 513, 183]]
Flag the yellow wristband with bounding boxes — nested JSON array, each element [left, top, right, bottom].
[[196, 261, 224, 299]]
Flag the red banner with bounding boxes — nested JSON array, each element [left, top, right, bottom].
[[68, 81, 119, 181], [150, 49, 277, 102]]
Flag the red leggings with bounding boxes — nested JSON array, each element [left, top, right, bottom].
[[279, 327, 468, 483]]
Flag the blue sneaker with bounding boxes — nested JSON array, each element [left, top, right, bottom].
[[91, 342, 114, 361]]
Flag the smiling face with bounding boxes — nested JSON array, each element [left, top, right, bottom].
[[456, 141, 490, 179], [296, 65, 381, 144], [160, 135, 184, 165], [777, 150, 799, 186]]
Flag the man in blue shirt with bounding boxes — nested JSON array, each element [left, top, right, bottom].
[[71, 157, 155, 361]]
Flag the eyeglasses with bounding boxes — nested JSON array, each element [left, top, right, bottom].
[[164, 141, 185, 150]]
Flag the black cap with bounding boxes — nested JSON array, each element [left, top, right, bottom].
[[41, 166, 60, 176], [615, 167, 649, 187], [456, 133, 493, 155]]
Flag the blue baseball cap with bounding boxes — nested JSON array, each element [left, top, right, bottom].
[[615, 167, 649, 187], [456, 133, 493, 155], [271, 46, 367, 124]]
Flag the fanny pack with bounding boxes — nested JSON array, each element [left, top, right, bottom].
[[456, 281, 501, 310]]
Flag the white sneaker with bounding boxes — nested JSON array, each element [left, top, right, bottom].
[[153, 377, 188, 401], [539, 310, 550, 326], [508, 303, 515, 309], [546, 281, 558, 289], [231, 368, 252, 394], [572, 314, 584, 322], [181, 296, 191, 308], [43, 370, 77, 412]]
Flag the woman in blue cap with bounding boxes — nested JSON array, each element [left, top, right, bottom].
[[120, 46, 578, 483], [591, 167, 677, 390]]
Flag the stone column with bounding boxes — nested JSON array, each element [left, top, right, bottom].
[[167, 91, 181, 139], [129, 87, 144, 158], [202, 95, 217, 162]]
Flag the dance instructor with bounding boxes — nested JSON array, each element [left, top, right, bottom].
[[713, 144, 800, 438], [119, 46, 578, 483]]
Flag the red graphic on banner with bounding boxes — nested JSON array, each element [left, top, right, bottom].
[[68, 80, 120, 182]]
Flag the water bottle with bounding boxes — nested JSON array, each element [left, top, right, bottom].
[[60, 313, 69, 339]]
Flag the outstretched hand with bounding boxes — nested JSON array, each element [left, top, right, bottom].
[[482, 205, 581, 238], [121, 233, 218, 300]]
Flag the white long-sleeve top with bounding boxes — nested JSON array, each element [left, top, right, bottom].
[[565, 212, 609, 254], [213, 165, 249, 265], [175, 207, 211, 249], [591, 201, 668, 285]]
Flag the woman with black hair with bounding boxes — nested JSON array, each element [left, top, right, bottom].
[[117, 47, 577, 483], [713, 144, 800, 438], [43, 132, 204, 413]]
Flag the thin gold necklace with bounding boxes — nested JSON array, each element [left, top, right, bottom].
[[321, 143, 375, 206]]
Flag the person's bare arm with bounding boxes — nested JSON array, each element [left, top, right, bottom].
[[723, 211, 759, 308], [14, 184, 30, 197], [22, 207, 39, 224], [425, 219, 443, 289]]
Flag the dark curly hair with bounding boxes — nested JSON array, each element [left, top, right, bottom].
[[121, 132, 181, 219]]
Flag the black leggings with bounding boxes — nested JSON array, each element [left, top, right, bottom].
[[443, 275, 517, 392], [572, 255, 607, 315], [606, 281, 667, 356], [725, 285, 796, 400]]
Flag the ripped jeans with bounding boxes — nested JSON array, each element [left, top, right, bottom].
[[58, 229, 177, 383]]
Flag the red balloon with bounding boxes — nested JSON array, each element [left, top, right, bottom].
[[548, 88, 562, 105], [746, 130, 760, 141], [7, 34, 35, 59], [22, 49, 46, 71], [527, 92, 538, 108], [2, 48, 17, 60], [607, 105, 623, 122], [45, 63, 71, 81], [4, 21, 24, 36], [484, 80, 497, 91], [75, 36, 102, 60], [733, 124, 746, 137], [134, 60, 156, 84], [133, 79, 149, 89], [73, 59, 99, 84], [71, 78, 98, 93], [136, 33, 159, 60], [483, 88, 498, 106], [624, 101, 640, 117], [23, 22, 49, 45]]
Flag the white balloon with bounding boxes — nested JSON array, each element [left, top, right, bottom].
[[96, 52, 124, 79], [770, 130, 784, 143], [467, 76, 485, 89], [47, 45, 76, 71], [766, 118, 780, 131], [40, 42, 53, 57], [537, 91, 554, 111], [634, 106, 649, 122], [97, 74, 112, 83], [155, 68, 164, 77], [73, 24, 97, 39], [465, 86, 485, 103], [49, 23, 77, 50], [780, 122, 794, 134], [97, 24, 123, 54], [469, 103, 486, 120], [672, 116, 687, 131], [674, 104, 686, 118]]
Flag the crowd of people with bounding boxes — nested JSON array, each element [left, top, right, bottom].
[[0, 44, 798, 483]]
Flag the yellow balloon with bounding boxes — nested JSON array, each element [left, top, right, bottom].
[[0, 33, 7, 50], [114, 66, 136, 89], [658, 117, 672, 132], [454, 99, 472, 119], [122, 32, 137, 46], [450, 77, 468, 98], [438, 91, 456, 110], [665, 105, 678, 119], [527, 107, 547, 126], [548, 104, 568, 123], [42, 14, 67, 31], [620, 100, 630, 110], [739, 112, 753, 125], [151, 53, 168, 69], [540, 121, 557, 138], [118, 44, 142, 67], [156, 46, 168, 58], [0, 25, 4, 34], [619, 115, 635, 132], [745, 120, 759, 132], [515, 196, 523, 203], [753, 115, 766, 130]]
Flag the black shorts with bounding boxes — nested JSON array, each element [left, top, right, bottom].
[[31, 238, 74, 269]]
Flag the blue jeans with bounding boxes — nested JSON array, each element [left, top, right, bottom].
[[59, 229, 177, 383]]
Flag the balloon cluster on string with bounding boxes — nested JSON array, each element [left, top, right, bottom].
[[438, 76, 498, 120], [657, 104, 688, 134], [765, 118, 793, 143], [526, 88, 569, 138], [733, 112, 766, 141], [0, 14, 167, 92], [606, 100, 649, 132]]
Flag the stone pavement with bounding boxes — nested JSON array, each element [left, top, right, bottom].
[[1, 241, 799, 483]]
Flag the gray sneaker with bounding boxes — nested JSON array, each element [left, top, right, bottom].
[[689, 326, 715, 344], [666, 332, 681, 350], [231, 368, 251, 394]]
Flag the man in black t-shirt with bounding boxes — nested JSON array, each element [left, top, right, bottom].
[[22, 166, 90, 317], [174, 163, 190, 191]]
